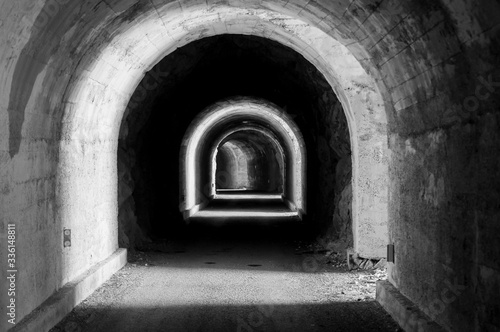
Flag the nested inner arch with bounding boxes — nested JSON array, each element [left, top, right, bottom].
[[180, 98, 306, 218], [213, 128, 285, 193]]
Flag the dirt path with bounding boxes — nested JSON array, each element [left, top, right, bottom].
[[51, 222, 400, 332]]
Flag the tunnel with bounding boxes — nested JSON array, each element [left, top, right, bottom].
[[214, 128, 285, 193], [179, 97, 307, 221], [119, 35, 342, 242], [1, 1, 499, 331]]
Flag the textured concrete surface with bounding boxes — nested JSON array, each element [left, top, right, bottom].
[[376, 280, 445, 332], [50, 223, 399, 332], [10, 249, 127, 332]]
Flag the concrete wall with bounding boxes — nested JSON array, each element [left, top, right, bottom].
[[0, 0, 498, 331]]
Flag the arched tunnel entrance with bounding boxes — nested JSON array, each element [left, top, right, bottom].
[[118, 35, 354, 248], [102, 34, 394, 329]]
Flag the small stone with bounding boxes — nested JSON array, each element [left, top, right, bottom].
[[374, 259, 387, 269]]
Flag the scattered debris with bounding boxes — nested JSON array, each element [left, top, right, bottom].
[[293, 239, 388, 302], [347, 251, 387, 271]]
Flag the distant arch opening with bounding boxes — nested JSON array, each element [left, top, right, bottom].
[[213, 128, 285, 194], [180, 97, 306, 220]]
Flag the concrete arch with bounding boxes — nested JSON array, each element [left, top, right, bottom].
[[209, 125, 286, 196], [58, 1, 389, 260], [180, 97, 306, 219]]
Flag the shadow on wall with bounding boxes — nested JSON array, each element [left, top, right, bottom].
[[320, 155, 353, 253]]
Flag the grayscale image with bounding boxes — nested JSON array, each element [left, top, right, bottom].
[[1, 1, 499, 331]]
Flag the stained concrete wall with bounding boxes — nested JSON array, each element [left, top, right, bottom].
[[0, 0, 499, 331], [380, 2, 500, 330]]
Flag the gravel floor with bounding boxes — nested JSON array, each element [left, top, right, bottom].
[[51, 221, 401, 332]]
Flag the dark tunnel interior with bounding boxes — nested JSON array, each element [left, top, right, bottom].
[[118, 34, 352, 248], [215, 129, 285, 193]]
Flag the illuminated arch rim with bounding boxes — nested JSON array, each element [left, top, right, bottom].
[[180, 97, 306, 219]]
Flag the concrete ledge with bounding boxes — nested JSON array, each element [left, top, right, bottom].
[[283, 198, 297, 212], [376, 280, 446, 332], [183, 201, 210, 220], [10, 248, 127, 332]]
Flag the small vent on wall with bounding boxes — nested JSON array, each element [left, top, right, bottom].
[[387, 244, 395, 263]]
